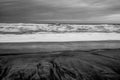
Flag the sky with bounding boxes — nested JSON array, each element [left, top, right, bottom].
[[0, 0, 120, 23]]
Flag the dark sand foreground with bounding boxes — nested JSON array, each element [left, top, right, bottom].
[[0, 41, 120, 80]]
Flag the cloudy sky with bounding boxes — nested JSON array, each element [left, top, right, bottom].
[[0, 0, 120, 23]]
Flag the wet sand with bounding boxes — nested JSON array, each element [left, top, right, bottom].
[[0, 36, 120, 80], [0, 40, 120, 54], [0, 48, 120, 80]]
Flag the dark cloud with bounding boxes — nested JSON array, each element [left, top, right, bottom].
[[0, 0, 120, 23]]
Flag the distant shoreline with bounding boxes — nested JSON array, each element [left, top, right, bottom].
[[0, 22, 120, 25]]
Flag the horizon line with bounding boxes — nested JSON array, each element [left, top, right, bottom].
[[0, 22, 120, 25]]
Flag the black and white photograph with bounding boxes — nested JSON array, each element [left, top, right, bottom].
[[0, 0, 120, 80]]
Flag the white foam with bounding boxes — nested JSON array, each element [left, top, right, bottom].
[[0, 33, 120, 42]]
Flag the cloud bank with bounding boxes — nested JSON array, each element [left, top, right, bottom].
[[0, 0, 120, 23]]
